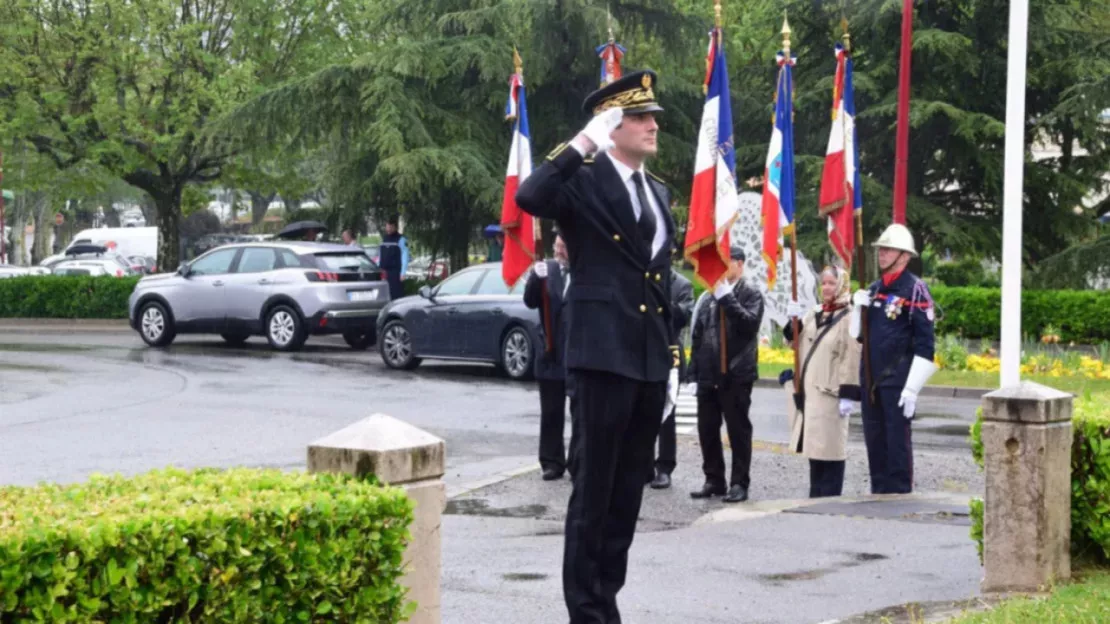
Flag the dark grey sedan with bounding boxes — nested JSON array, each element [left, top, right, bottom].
[[375, 262, 542, 380]]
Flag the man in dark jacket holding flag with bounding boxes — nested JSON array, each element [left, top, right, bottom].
[[515, 69, 680, 624]]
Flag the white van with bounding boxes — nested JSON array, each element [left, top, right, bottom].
[[68, 227, 158, 260]]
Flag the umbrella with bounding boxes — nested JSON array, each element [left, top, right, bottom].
[[482, 224, 502, 239], [277, 220, 327, 240]]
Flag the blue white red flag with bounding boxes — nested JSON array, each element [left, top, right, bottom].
[[500, 57, 536, 287], [683, 27, 739, 289], [760, 51, 797, 289], [596, 40, 626, 85], [818, 43, 862, 268]]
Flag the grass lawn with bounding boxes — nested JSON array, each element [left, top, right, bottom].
[[945, 568, 1110, 623], [757, 362, 1110, 394]]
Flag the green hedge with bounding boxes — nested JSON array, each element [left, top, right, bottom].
[[0, 276, 141, 319], [0, 467, 414, 622], [970, 394, 1110, 564], [932, 286, 1110, 343]]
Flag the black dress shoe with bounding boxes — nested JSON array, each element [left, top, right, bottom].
[[649, 472, 672, 490], [723, 484, 749, 503], [541, 468, 564, 481], [689, 482, 727, 499]]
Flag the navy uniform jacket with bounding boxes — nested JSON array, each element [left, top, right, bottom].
[[859, 270, 937, 390], [514, 147, 677, 383], [523, 259, 569, 381], [670, 271, 695, 380]]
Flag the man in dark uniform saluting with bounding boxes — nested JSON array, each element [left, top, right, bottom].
[[515, 69, 680, 624]]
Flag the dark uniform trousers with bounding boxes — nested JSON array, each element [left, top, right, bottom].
[[861, 387, 913, 494], [696, 382, 754, 489], [652, 409, 677, 477], [809, 460, 846, 498], [564, 370, 664, 623], [539, 379, 570, 474]]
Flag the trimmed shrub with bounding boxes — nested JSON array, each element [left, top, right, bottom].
[[0, 276, 141, 319], [969, 394, 1110, 564], [0, 467, 414, 622], [932, 286, 1110, 344]]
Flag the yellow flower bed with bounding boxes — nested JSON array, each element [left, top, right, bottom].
[[682, 345, 795, 366], [951, 353, 1110, 380]]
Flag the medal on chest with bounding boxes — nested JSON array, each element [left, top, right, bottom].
[[884, 296, 902, 320]]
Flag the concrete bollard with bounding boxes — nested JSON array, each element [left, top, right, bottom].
[[980, 382, 1072, 593], [307, 413, 446, 624]]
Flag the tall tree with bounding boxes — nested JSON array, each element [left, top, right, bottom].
[[0, 0, 365, 269]]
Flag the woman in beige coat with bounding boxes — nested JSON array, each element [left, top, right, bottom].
[[780, 266, 862, 497]]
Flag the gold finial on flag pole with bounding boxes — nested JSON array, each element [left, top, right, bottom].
[[781, 12, 791, 55], [513, 47, 523, 76], [714, 0, 722, 28], [607, 5, 614, 41], [841, 17, 851, 53]]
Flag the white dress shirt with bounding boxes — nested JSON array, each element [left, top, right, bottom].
[[569, 143, 669, 258], [607, 156, 668, 259]]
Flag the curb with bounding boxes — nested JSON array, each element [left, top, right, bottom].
[[692, 491, 975, 526], [753, 377, 990, 400], [0, 319, 131, 332]]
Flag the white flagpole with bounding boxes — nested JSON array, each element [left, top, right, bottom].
[[1000, 0, 1029, 388]]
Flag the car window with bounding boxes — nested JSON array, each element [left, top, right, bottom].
[[278, 249, 304, 268], [236, 248, 278, 273], [474, 270, 511, 296], [313, 252, 378, 272], [56, 268, 92, 276], [434, 269, 484, 296], [190, 248, 238, 276]]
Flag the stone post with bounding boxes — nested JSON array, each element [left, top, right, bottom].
[[980, 382, 1072, 593], [307, 414, 446, 624]]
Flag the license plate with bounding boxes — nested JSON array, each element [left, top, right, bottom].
[[347, 290, 377, 301]]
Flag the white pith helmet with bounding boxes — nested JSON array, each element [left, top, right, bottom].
[[872, 223, 918, 257]]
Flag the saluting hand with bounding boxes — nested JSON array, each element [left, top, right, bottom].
[[575, 108, 623, 154]]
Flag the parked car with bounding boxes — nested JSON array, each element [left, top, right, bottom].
[[40, 244, 136, 275], [51, 260, 126, 277], [375, 262, 541, 380], [0, 264, 47, 278], [128, 242, 388, 351], [128, 255, 157, 274]]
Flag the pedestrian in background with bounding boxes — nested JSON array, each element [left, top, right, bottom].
[[342, 229, 362, 248], [647, 268, 694, 490], [779, 265, 861, 498], [687, 246, 764, 503], [379, 217, 410, 300], [523, 231, 574, 481]]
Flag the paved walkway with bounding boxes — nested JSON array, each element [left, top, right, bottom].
[[443, 439, 985, 624]]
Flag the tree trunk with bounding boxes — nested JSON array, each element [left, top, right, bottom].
[[155, 189, 183, 271], [249, 191, 275, 226], [30, 194, 51, 264], [140, 193, 158, 226]]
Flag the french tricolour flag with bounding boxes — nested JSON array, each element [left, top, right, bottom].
[[818, 43, 862, 268], [760, 52, 797, 289], [683, 28, 739, 289], [500, 68, 536, 287]]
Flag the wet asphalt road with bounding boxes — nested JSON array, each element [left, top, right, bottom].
[[0, 329, 979, 490]]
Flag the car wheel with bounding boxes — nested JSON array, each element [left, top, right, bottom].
[[500, 326, 534, 380], [379, 319, 421, 370], [265, 305, 307, 352], [138, 301, 176, 347], [343, 331, 375, 350], [221, 331, 250, 347]]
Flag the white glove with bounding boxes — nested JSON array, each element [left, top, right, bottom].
[[852, 289, 871, 308], [577, 108, 623, 154], [838, 399, 856, 418], [898, 356, 939, 420], [787, 300, 807, 319], [663, 368, 679, 423], [898, 394, 916, 419], [713, 282, 732, 300], [849, 289, 870, 339], [682, 382, 697, 396], [533, 261, 548, 278]]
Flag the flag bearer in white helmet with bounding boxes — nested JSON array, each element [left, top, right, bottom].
[[849, 223, 937, 493]]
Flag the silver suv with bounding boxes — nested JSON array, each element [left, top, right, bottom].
[[128, 242, 389, 351]]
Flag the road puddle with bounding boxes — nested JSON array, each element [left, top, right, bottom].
[[444, 498, 548, 518]]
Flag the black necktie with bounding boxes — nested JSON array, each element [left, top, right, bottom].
[[630, 172, 656, 254]]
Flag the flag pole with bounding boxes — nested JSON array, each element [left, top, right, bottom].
[[842, 20, 874, 402], [0, 149, 6, 265], [892, 0, 913, 225], [515, 48, 552, 354], [782, 14, 801, 394]]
